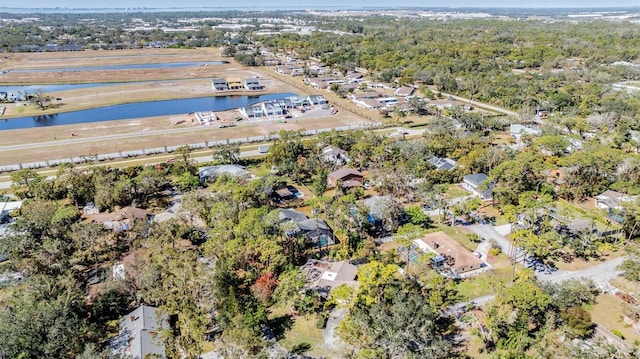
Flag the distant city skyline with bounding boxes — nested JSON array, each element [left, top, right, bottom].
[[2, 0, 639, 9]]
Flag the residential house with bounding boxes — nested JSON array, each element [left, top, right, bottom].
[[271, 186, 302, 203], [198, 164, 252, 182], [287, 95, 309, 108], [275, 64, 305, 76], [348, 92, 382, 101], [277, 209, 336, 247], [321, 145, 351, 166], [510, 124, 542, 140], [83, 202, 100, 215], [227, 78, 243, 90], [244, 78, 264, 91], [307, 63, 329, 76], [0, 200, 22, 223], [345, 72, 365, 84], [377, 96, 399, 106], [276, 98, 295, 110], [238, 105, 265, 119], [542, 166, 576, 190], [262, 101, 284, 116], [301, 259, 358, 295], [327, 168, 364, 189], [297, 218, 336, 247], [278, 208, 309, 223], [413, 231, 486, 278], [429, 156, 457, 171], [462, 173, 493, 201], [211, 78, 229, 91], [111, 306, 166, 359], [307, 76, 343, 90], [89, 206, 149, 232], [394, 86, 416, 97], [307, 95, 327, 106], [353, 98, 385, 110], [595, 190, 638, 211], [363, 195, 399, 229]]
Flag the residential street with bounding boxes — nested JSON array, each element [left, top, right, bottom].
[[468, 223, 626, 286]]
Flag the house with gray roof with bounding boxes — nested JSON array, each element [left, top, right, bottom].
[[462, 173, 494, 201], [429, 156, 457, 171], [297, 218, 336, 247], [111, 306, 166, 359], [199, 164, 252, 182], [595, 190, 638, 211], [322, 145, 351, 167], [510, 124, 541, 140]]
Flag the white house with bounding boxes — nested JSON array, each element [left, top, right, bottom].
[[510, 124, 542, 140], [595, 190, 638, 211], [238, 105, 265, 119], [244, 78, 264, 91], [462, 173, 494, 201], [307, 95, 327, 106], [211, 78, 228, 91]]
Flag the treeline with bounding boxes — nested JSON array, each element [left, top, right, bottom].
[[258, 19, 640, 115]]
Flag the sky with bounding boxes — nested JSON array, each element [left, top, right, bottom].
[[3, 0, 639, 9]]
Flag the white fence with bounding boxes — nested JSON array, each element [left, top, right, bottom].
[[0, 122, 383, 173]]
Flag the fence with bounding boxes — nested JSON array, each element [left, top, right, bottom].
[[0, 122, 383, 174]]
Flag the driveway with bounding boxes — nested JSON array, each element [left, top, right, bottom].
[[323, 307, 350, 353]]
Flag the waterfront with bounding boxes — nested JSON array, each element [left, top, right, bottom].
[[0, 93, 296, 130]]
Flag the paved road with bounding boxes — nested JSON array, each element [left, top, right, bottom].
[[467, 223, 625, 287], [438, 91, 520, 117]]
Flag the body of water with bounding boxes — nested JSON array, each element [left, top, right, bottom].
[[9, 61, 228, 73], [0, 93, 296, 131]]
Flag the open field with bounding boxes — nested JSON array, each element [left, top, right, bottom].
[[0, 110, 371, 165], [0, 49, 374, 166]]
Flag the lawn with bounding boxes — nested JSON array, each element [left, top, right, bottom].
[[465, 333, 491, 359], [589, 293, 640, 345], [455, 254, 515, 300], [434, 225, 478, 252], [445, 184, 470, 199], [269, 302, 328, 358]]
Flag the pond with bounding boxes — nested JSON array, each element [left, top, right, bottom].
[[8, 61, 229, 73], [0, 93, 297, 131]]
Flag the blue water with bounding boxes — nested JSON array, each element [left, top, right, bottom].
[[0, 93, 296, 131], [9, 61, 229, 73]]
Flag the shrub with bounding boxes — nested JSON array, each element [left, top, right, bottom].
[[612, 329, 625, 339], [489, 247, 502, 256], [316, 312, 328, 329]]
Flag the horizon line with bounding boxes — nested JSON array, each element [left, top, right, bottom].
[[1, 5, 640, 10]]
